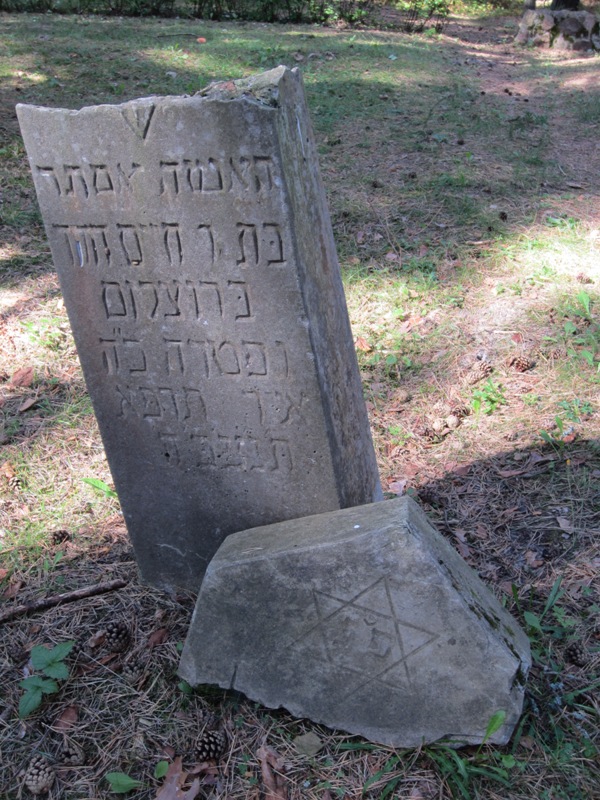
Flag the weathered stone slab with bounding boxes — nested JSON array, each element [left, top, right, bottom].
[[17, 67, 381, 592], [179, 497, 531, 747]]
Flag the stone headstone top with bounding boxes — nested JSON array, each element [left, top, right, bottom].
[[17, 67, 381, 592], [179, 497, 531, 747]]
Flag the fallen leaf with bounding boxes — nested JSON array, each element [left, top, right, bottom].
[[10, 366, 34, 387], [147, 627, 169, 648], [525, 550, 544, 568], [556, 517, 575, 533], [53, 705, 79, 731], [388, 479, 407, 496], [355, 230, 366, 244], [384, 251, 400, 262], [1, 461, 17, 480], [511, 333, 523, 343], [257, 745, 287, 800], [87, 631, 105, 649], [354, 336, 372, 353], [293, 732, 323, 757], [452, 533, 470, 559], [0, 567, 9, 582], [196, 37, 206, 43], [520, 735, 536, 751], [155, 756, 201, 800], [18, 396, 39, 413], [3, 579, 24, 599]]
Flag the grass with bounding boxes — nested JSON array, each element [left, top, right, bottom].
[[1, 6, 599, 800]]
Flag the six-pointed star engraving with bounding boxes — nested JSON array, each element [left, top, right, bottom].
[[293, 576, 440, 698]]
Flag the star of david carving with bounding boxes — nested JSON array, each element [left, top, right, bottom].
[[293, 576, 439, 698]]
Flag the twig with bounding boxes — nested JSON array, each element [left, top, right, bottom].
[[0, 579, 128, 624]]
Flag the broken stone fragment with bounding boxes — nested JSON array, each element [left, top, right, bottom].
[[179, 497, 531, 747]]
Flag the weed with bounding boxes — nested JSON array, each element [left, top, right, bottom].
[[105, 772, 144, 793], [82, 477, 118, 500], [19, 641, 74, 718], [512, 579, 579, 663], [21, 317, 68, 351], [471, 380, 507, 415], [557, 399, 594, 423]]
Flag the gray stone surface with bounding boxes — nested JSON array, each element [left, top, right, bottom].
[[178, 497, 531, 747], [515, 9, 599, 49], [17, 67, 381, 592]]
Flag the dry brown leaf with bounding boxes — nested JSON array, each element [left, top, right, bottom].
[[257, 745, 287, 800], [556, 517, 575, 533], [154, 757, 201, 800], [1, 461, 16, 480], [87, 631, 106, 649], [355, 336, 372, 353], [525, 550, 544, 568], [10, 366, 34, 387], [18, 396, 39, 413], [388, 479, 407, 495], [147, 627, 169, 648], [3, 579, 24, 599], [53, 705, 79, 731], [0, 567, 9, 582]]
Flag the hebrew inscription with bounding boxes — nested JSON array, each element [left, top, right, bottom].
[[18, 68, 382, 590]]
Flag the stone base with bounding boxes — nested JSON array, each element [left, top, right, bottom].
[[179, 498, 531, 747], [515, 10, 600, 51]]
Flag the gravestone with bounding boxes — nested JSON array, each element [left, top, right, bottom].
[[17, 67, 382, 592], [179, 497, 531, 747]]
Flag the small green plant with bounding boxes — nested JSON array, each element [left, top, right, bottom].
[[513, 578, 579, 663], [566, 289, 593, 321], [471, 380, 507, 415], [153, 761, 169, 780], [21, 317, 67, 351], [557, 398, 594, 423], [105, 772, 144, 794], [82, 477, 118, 500], [19, 642, 74, 718]]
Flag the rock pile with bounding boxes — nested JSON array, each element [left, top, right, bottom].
[[515, 9, 600, 51]]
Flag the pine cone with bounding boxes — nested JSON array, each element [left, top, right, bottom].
[[535, 345, 564, 361], [196, 729, 227, 762], [576, 273, 593, 284], [121, 656, 146, 685], [450, 404, 470, 419], [507, 355, 534, 372], [464, 361, 493, 385], [415, 425, 437, 442], [24, 755, 54, 795], [565, 641, 588, 667], [105, 621, 131, 653], [51, 529, 70, 545], [60, 740, 86, 766]]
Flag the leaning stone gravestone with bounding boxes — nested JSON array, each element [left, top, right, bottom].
[[17, 67, 382, 592], [179, 497, 531, 746]]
